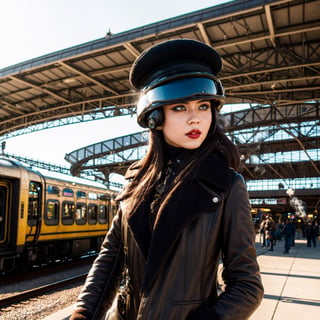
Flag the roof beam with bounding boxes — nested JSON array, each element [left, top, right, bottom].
[[280, 126, 320, 177], [220, 62, 320, 81], [227, 85, 320, 95], [9, 75, 71, 103], [265, 4, 276, 47], [226, 75, 320, 90], [91, 63, 132, 77], [0, 105, 13, 116], [197, 22, 211, 45], [214, 25, 320, 50], [0, 100, 25, 115], [123, 42, 141, 58], [0, 92, 138, 128], [59, 61, 118, 95], [197, 22, 236, 71]]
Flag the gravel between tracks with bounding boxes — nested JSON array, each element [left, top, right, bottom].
[[0, 264, 90, 320], [0, 282, 82, 320]]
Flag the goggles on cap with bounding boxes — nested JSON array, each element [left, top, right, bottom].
[[136, 76, 224, 127]]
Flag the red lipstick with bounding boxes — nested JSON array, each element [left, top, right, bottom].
[[186, 129, 201, 139]]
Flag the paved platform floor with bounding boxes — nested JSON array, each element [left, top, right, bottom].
[[250, 237, 320, 320], [44, 237, 320, 320]]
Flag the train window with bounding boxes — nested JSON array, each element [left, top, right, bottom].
[[62, 201, 75, 225], [88, 192, 97, 200], [47, 185, 59, 195], [88, 204, 97, 224], [46, 200, 59, 225], [98, 204, 108, 224], [76, 191, 86, 198], [63, 188, 74, 197], [28, 181, 42, 226], [99, 194, 109, 201], [76, 203, 87, 225]]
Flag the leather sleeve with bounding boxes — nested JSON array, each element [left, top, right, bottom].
[[188, 173, 264, 320], [70, 210, 125, 320]]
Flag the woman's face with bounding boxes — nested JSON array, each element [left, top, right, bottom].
[[160, 99, 212, 149]]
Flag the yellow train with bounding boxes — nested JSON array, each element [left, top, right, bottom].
[[0, 156, 118, 273]]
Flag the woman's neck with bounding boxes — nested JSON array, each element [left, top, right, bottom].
[[164, 143, 195, 166]]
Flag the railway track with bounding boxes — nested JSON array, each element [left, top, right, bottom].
[[0, 273, 87, 308]]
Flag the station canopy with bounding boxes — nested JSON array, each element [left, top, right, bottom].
[[0, 0, 319, 138]]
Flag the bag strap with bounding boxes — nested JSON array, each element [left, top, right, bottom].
[[122, 213, 128, 264], [118, 213, 132, 318], [121, 213, 132, 293]]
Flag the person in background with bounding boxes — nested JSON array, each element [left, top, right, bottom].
[[259, 216, 268, 248], [266, 216, 276, 251], [70, 39, 264, 320], [275, 220, 284, 241], [283, 219, 295, 254], [305, 220, 318, 247]]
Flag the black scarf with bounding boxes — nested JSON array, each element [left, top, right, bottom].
[[149, 143, 194, 229]]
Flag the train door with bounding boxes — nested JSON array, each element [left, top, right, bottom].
[[26, 181, 42, 243], [0, 181, 10, 246]]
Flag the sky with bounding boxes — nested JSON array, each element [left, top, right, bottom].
[[0, 0, 230, 176]]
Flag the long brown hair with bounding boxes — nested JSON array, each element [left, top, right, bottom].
[[118, 110, 240, 215]]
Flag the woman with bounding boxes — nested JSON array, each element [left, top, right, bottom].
[[70, 39, 263, 320]]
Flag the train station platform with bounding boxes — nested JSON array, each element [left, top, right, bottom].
[[44, 237, 320, 320], [251, 236, 320, 319]]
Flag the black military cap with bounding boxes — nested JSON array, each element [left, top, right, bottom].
[[129, 39, 225, 128], [130, 38, 222, 90]]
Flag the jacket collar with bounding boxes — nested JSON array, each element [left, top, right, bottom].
[[126, 151, 231, 292]]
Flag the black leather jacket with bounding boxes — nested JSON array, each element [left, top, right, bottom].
[[71, 152, 264, 319]]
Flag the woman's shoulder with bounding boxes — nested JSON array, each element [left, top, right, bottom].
[[229, 168, 245, 184], [124, 160, 143, 179]]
